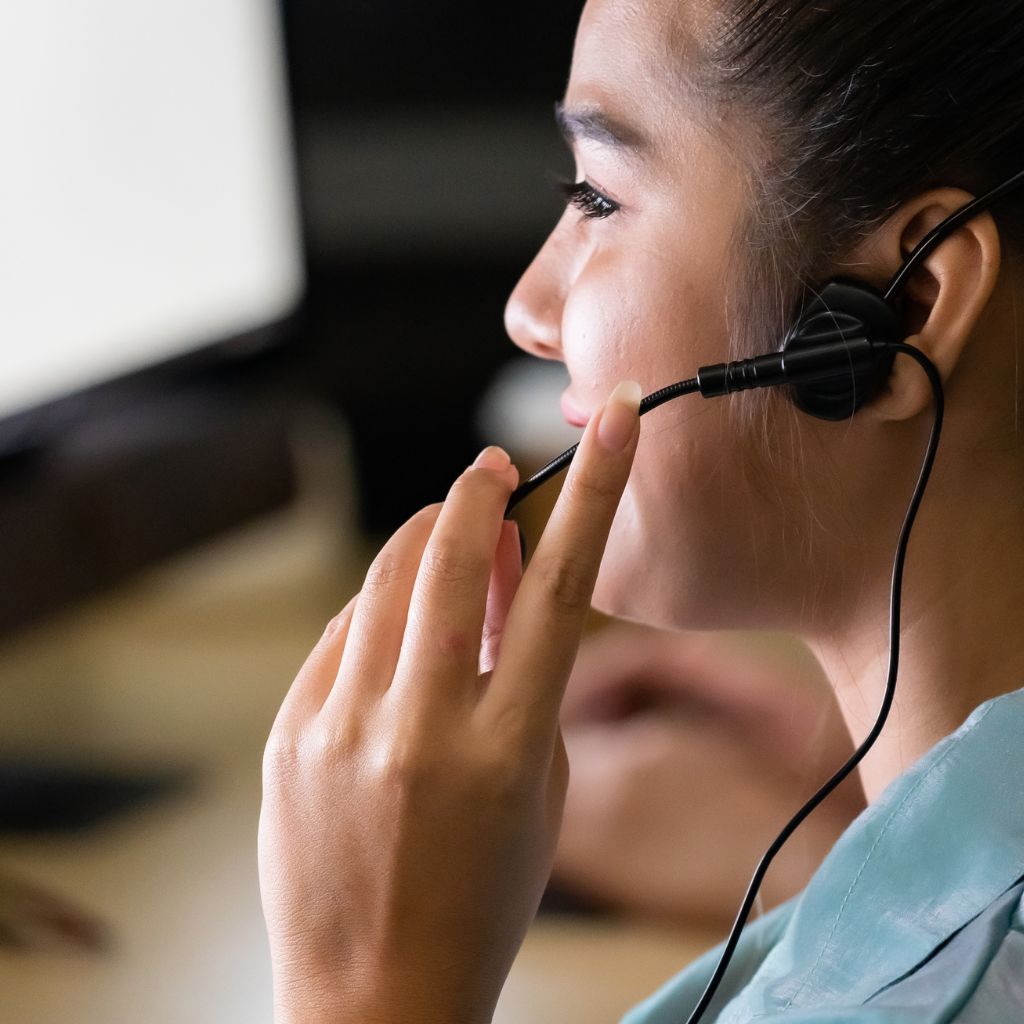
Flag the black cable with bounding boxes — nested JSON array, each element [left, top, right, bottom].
[[884, 167, 1024, 303], [681, 343, 943, 1023]]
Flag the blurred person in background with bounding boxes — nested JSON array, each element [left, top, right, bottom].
[[258, 1, 1024, 1023], [550, 620, 864, 927]]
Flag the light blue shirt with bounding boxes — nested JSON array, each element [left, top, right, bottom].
[[621, 687, 1024, 1023]]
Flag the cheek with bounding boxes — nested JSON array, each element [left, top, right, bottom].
[[559, 253, 649, 405], [561, 244, 730, 409], [559, 231, 770, 627]]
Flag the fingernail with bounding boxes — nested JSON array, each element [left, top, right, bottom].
[[596, 381, 642, 452], [472, 445, 511, 471]]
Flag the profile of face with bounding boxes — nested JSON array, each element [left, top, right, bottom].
[[506, 0, 821, 633]]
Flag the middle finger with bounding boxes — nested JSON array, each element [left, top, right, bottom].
[[328, 504, 442, 707], [392, 446, 519, 694]]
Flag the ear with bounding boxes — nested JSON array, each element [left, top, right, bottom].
[[845, 188, 1002, 422]]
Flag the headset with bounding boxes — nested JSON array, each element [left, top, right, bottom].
[[504, 166, 1024, 1024]]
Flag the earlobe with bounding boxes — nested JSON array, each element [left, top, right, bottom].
[[862, 189, 1002, 423]]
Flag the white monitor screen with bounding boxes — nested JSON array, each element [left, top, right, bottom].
[[0, 0, 304, 421]]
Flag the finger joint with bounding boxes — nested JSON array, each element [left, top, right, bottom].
[[565, 468, 619, 506], [538, 554, 594, 615], [364, 551, 417, 593], [419, 547, 485, 590]]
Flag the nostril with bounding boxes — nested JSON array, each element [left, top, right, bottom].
[[504, 290, 563, 360]]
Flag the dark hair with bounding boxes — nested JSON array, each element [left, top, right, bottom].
[[698, 1, 1024, 361]]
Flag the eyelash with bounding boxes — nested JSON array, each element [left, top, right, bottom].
[[557, 179, 621, 220]]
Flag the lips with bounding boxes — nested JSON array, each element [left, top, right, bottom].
[[560, 389, 592, 428]]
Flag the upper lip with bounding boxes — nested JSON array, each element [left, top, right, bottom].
[[560, 389, 592, 428]]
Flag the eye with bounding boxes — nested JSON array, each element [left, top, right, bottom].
[[557, 178, 621, 220]]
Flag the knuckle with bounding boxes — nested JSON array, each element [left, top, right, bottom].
[[565, 467, 619, 505], [263, 719, 360, 789], [538, 553, 594, 614], [375, 727, 435, 791], [371, 716, 537, 811], [419, 546, 484, 589], [363, 550, 417, 592], [322, 606, 351, 639], [262, 726, 303, 785]]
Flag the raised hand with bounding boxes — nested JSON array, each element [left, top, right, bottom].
[[259, 381, 642, 1024]]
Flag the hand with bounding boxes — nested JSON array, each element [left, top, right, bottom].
[[551, 623, 865, 925], [258, 382, 642, 1024]]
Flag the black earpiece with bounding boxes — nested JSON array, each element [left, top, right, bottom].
[[781, 277, 901, 420], [692, 166, 1024, 423], [692, 276, 901, 419]]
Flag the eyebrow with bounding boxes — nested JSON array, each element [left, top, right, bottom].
[[554, 101, 649, 153]]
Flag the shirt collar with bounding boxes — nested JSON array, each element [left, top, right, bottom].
[[734, 685, 1024, 1015]]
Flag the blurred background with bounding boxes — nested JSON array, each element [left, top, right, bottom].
[[0, 0, 582, 634], [0, 3, 859, 1021]]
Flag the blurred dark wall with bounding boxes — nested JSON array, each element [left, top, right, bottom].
[[285, 1, 581, 105], [281, 0, 581, 532]]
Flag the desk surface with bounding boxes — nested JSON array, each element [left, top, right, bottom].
[[0, 421, 716, 1023]]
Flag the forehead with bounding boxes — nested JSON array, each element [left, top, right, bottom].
[[565, 0, 751, 241], [565, 0, 716, 152]]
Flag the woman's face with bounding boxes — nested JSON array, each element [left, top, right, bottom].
[[506, 0, 843, 632]]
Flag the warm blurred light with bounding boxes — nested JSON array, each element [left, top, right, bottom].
[[0, 0, 303, 420]]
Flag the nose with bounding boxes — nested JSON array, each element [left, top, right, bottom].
[[504, 229, 569, 362]]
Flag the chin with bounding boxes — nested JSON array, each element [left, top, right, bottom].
[[591, 502, 680, 628], [592, 558, 743, 633], [590, 495, 747, 633], [591, 558, 683, 630]]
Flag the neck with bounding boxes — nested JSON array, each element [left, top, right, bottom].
[[802, 456, 1024, 804]]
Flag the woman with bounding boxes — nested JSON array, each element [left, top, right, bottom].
[[258, 1, 1024, 1021]]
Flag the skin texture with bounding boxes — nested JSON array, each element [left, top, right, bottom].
[[261, 0, 1024, 1019]]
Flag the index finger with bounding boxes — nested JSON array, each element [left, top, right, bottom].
[[484, 380, 642, 738]]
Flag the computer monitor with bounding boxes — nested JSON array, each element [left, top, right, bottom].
[[0, 0, 302, 429], [0, 0, 305, 633]]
